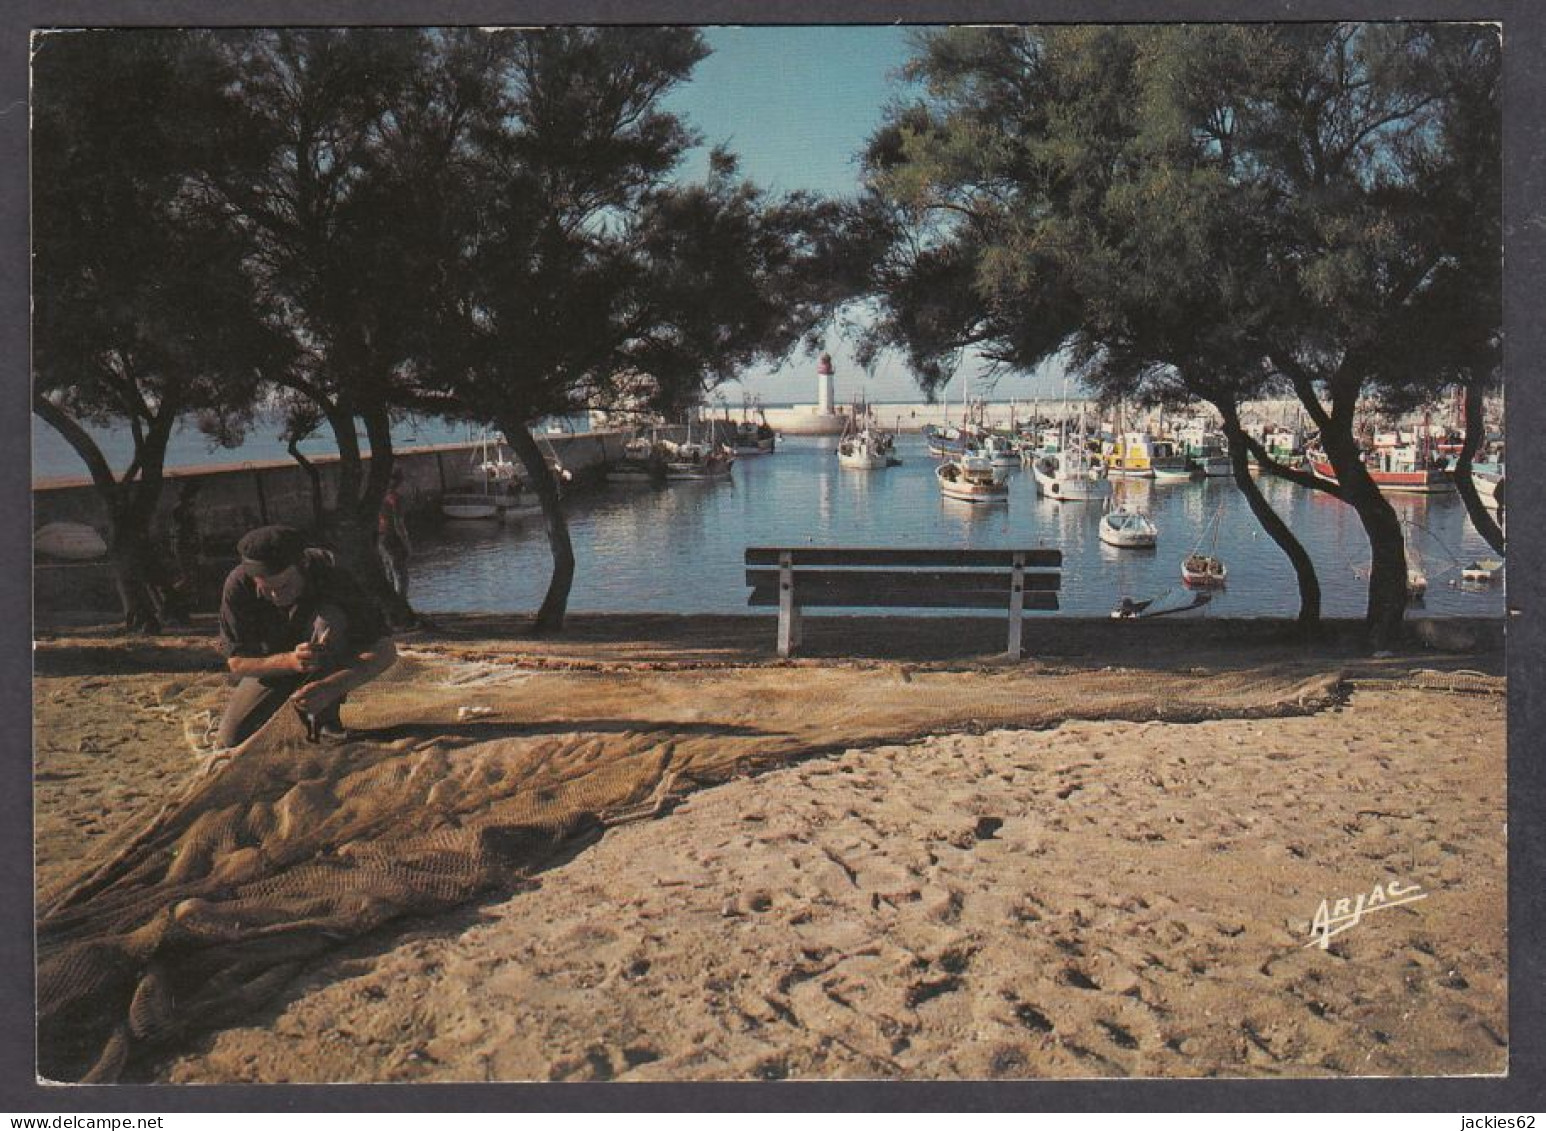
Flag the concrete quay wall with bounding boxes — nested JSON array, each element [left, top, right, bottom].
[[32, 427, 688, 620], [32, 430, 647, 546]]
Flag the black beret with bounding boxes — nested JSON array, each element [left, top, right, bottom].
[[237, 525, 306, 577]]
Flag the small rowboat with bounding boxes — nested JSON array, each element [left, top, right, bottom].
[[35, 521, 108, 561], [1181, 553, 1228, 587], [1460, 558, 1503, 584], [1181, 506, 1227, 585]]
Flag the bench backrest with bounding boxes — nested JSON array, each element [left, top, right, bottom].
[[744, 546, 1061, 611]]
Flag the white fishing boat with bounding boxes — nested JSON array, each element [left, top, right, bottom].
[[837, 423, 897, 470], [936, 454, 1009, 503], [444, 437, 519, 518], [980, 433, 1021, 468], [35, 521, 108, 561], [1099, 502, 1158, 548], [476, 434, 520, 482], [1175, 420, 1233, 477], [608, 435, 668, 483], [662, 439, 734, 480], [1149, 439, 1197, 480], [1032, 417, 1109, 501]]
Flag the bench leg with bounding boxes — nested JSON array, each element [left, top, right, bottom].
[[1006, 554, 1025, 658], [778, 552, 801, 657]]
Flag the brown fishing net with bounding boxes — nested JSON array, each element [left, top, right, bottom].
[[37, 654, 1346, 1082]]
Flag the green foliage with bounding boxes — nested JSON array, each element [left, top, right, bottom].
[[862, 23, 1500, 414], [32, 30, 285, 447], [421, 28, 852, 427]]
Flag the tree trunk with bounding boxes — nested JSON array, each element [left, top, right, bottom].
[[356, 408, 419, 628], [286, 437, 326, 533], [107, 512, 165, 634], [505, 421, 575, 635], [1322, 421, 1407, 649], [1451, 380, 1504, 555], [320, 403, 418, 629], [33, 398, 172, 635], [1218, 403, 1321, 634]]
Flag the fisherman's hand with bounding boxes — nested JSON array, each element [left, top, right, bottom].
[[290, 680, 337, 714], [291, 642, 327, 673]]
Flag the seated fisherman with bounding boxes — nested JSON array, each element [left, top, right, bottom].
[[216, 524, 397, 747]]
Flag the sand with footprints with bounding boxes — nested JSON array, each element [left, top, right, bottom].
[[33, 615, 1507, 1081]]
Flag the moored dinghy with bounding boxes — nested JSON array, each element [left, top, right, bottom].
[[35, 521, 108, 561], [1181, 505, 1228, 587], [1099, 500, 1158, 548]]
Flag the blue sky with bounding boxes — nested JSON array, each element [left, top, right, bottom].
[[665, 26, 1070, 406]]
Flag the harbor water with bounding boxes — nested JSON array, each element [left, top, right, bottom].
[[409, 433, 1506, 620]]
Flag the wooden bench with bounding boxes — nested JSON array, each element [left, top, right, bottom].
[[745, 546, 1062, 658]]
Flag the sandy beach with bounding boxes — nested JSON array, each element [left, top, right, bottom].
[[32, 614, 1507, 1083]]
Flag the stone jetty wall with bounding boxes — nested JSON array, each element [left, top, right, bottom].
[[33, 424, 728, 621]]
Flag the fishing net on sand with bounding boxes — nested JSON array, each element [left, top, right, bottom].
[[37, 654, 1346, 1082]]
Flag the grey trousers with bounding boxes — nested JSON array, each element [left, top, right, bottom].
[[217, 604, 352, 748]]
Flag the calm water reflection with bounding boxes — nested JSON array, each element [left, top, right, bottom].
[[411, 434, 1506, 618]]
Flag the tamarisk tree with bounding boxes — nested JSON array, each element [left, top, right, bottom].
[[861, 24, 1501, 646], [33, 30, 285, 631]]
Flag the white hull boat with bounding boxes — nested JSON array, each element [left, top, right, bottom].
[[662, 439, 734, 480], [1031, 451, 1109, 502], [936, 456, 1009, 503], [36, 521, 108, 561], [1099, 504, 1158, 548], [838, 426, 897, 470]]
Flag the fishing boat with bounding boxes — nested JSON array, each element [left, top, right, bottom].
[[476, 434, 520, 483], [980, 432, 1021, 468], [1175, 421, 1234, 477], [837, 418, 897, 470], [35, 521, 108, 561], [1149, 439, 1198, 480], [1100, 431, 1159, 479], [1181, 506, 1228, 587], [732, 399, 777, 455], [921, 422, 983, 458], [1305, 438, 1455, 494], [1031, 417, 1109, 502], [1099, 502, 1158, 548], [608, 435, 668, 483], [661, 439, 734, 480], [443, 440, 516, 519], [1031, 451, 1110, 502], [936, 454, 1009, 503]]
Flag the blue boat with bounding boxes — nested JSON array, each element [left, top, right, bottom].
[[921, 423, 984, 458]]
